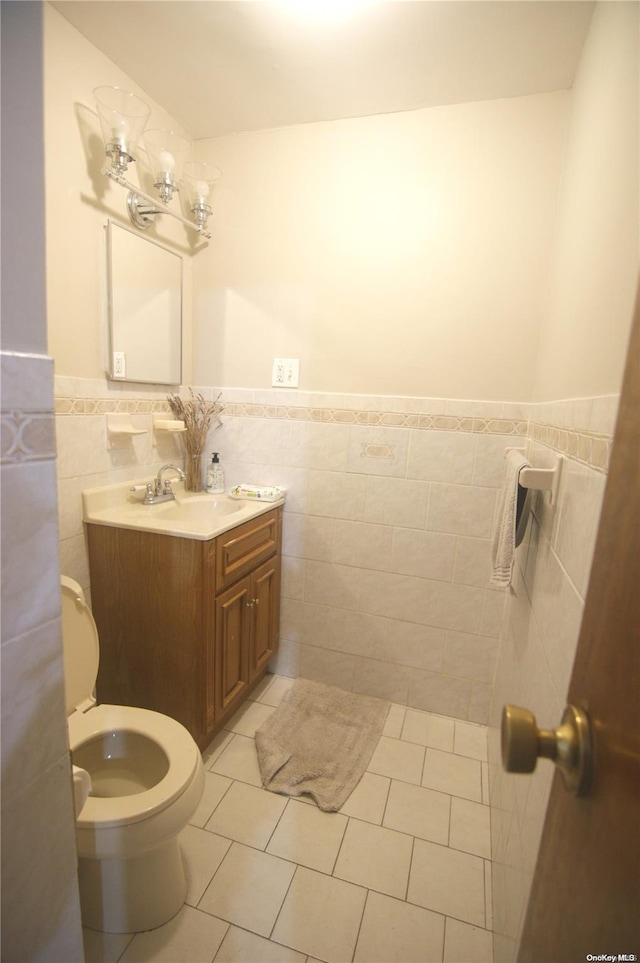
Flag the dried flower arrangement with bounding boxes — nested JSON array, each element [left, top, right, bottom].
[[167, 389, 223, 491]]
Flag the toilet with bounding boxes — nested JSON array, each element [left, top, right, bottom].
[[60, 575, 204, 933]]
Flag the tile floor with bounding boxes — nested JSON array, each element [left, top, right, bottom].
[[83, 675, 493, 963]]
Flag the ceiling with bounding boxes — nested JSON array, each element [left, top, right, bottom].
[[51, 0, 595, 140]]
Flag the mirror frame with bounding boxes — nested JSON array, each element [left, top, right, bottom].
[[105, 220, 183, 385]]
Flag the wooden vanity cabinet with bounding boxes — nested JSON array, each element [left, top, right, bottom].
[[86, 506, 282, 750]]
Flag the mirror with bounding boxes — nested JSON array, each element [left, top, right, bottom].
[[106, 221, 182, 384]]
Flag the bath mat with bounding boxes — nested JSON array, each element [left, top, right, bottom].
[[255, 679, 390, 812]]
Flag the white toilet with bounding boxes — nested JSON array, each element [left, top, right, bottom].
[[61, 575, 204, 933]]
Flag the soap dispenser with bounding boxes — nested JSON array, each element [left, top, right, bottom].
[[206, 452, 225, 494]]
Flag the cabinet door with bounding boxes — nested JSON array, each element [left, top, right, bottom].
[[249, 558, 280, 683], [215, 577, 251, 719]]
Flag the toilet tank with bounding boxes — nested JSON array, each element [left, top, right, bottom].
[[60, 576, 99, 716]]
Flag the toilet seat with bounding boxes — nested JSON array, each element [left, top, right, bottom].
[[68, 703, 202, 829]]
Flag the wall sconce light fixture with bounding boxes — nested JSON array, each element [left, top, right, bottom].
[[183, 162, 223, 232], [94, 86, 221, 240], [95, 86, 150, 174], [143, 128, 190, 203]]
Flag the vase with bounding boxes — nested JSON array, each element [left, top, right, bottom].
[[184, 452, 203, 492]]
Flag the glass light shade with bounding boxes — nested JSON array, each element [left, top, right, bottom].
[[182, 161, 222, 210], [182, 162, 222, 232], [143, 129, 191, 202], [94, 86, 150, 173]]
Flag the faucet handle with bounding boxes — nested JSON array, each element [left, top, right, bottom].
[[130, 482, 156, 504]]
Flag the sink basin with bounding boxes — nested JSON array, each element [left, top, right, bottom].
[[82, 482, 284, 540], [155, 498, 243, 522]]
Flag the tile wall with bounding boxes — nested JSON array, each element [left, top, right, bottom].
[[487, 394, 618, 962], [1, 352, 83, 961], [54, 378, 616, 732]]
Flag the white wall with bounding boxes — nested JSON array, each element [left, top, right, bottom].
[[534, 0, 639, 401], [489, 4, 639, 960], [193, 92, 569, 400]]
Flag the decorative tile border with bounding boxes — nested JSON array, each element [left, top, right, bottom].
[[52, 379, 617, 476], [220, 401, 529, 437], [1, 352, 56, 465], [529, 420, 612, 473], [1, 411, 57, 464], [54, 397, 172, 415]]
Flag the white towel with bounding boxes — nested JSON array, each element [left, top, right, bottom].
[[490, 449, 530, 588]]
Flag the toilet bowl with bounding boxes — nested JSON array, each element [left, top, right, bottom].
[[61, 576, 204, 933]]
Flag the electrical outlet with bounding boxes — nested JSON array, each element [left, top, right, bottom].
[[113, 351, 126, 378], [272, 358, 300, 388]]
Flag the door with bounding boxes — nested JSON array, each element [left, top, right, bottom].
[[517, 289, 640, 961]]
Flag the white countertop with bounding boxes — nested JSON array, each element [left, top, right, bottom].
[[83, 479, 285, 541]]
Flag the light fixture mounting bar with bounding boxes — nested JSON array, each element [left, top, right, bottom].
[[102, 167, 212, 240]]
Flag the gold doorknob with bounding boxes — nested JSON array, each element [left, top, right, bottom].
[[501, 704, 593, 796]]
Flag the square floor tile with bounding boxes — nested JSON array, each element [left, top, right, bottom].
[[383, 780, 451, 845], [199, 842, 295, 937], [215, 925, 306, 963], [248, 672, 278, 702], [210, 733, 263, 786], [339, 772, 390, 824], [454, 720, 488, 761], [444, 917, 493, 962], [271, 866, 367, 962], [267, 799, 348, 873], [422, 747, 482, 802], [449, 797, 491, 858], [179, 825, 232, 905], [83, 928, 133, 963], [190, 771, 233, 828], [408, 839, 485, 927], [258, 674, 296, 706], [225, 699, 275, 737], [354, 890, 445, 963], [402, 709, 455, 751], [383, 704, 406, 738], [204, 780, 287, 849], [368, 736, 425, 784], [334, 819, 413, 899], [119, 905, 228, 963], [202, 730, 234, 769]]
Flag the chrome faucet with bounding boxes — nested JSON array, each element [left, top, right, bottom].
[[156, 464, 186, 490], [131, 464, 186, 505], [151, 464, 186, 503]]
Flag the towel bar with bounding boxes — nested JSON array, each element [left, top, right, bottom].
[[504, 448, 564, 507]]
